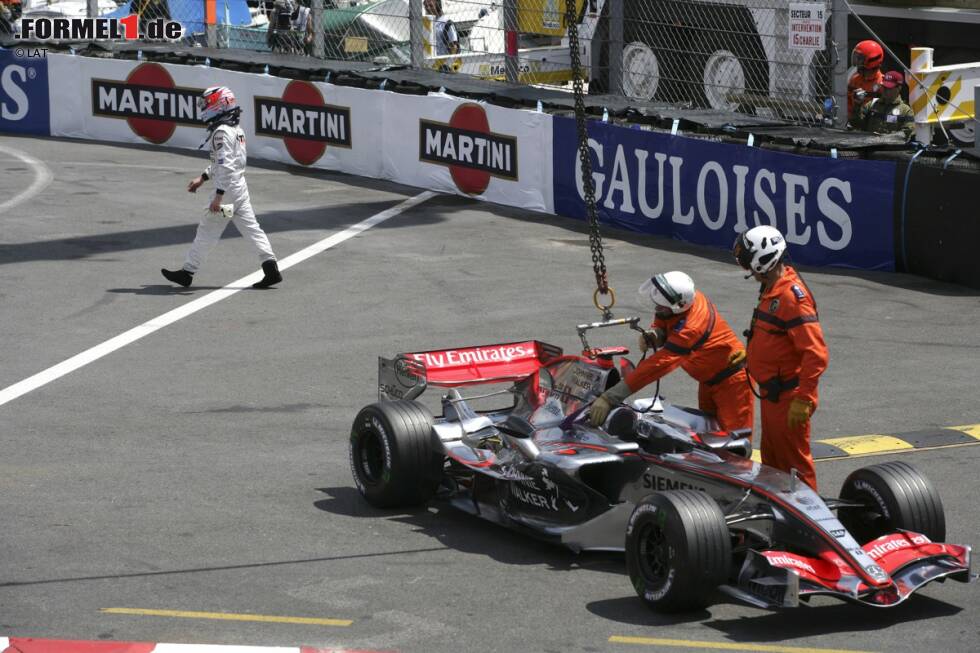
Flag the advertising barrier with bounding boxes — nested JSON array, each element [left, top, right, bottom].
[[0, 49, 50, 136], [46, 53, 384, 179], [1, 53, 913, 275], [41, 54, 552, 211], [381, 92, 554, 213], [553, 118, 898, 271]]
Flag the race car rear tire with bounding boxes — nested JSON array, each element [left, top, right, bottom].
[[838, 461, 946, 544], [349, 400, 443, 509], [625, 490, 731, 612]]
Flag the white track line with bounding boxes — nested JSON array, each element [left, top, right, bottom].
[[0, 143, 54, 215], [0, 191, 435, 409]]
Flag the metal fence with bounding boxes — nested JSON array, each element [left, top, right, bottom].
[[609, 0, 835, 123], [86, 0, 840, 125]]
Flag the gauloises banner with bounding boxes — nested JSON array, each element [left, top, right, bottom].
[[0, 48, 51, 136], [553, 117, 897, 270]]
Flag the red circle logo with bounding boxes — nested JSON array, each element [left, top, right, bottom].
[[282, 80, 327, 166], [448, 103, 491, 196], [125, 63, 177, 144]]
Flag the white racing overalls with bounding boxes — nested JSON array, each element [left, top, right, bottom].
[[184, 123, 276, 273]]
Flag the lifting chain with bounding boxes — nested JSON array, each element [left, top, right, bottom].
[[565, 0, 614, 320]]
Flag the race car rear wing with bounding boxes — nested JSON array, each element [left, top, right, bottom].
[[378, 340, 563, 401]]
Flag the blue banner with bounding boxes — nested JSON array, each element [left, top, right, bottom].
[[0, 49, 50, 137], [553, 117, 897, 270]]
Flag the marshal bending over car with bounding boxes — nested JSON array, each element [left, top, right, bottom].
[[349, 318, 974, 611]]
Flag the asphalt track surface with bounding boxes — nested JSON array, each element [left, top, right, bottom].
[[1, 134, 978, 653]]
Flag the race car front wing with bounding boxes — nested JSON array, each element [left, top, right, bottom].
[[723, 539, 973, 609]]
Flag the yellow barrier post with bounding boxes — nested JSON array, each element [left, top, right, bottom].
[[910, 46, 979, 146]]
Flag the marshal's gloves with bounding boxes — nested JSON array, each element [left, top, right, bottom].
[[589, 395, 613, 427], [589, 381, 633, 427], [788, 398, 814, 428], [637, 328, 665, 353]]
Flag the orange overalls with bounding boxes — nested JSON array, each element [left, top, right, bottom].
[[847, 69, 884, 123], [746, 266, 829, 490], [624, 291, 753, 431]]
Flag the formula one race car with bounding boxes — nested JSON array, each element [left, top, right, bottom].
[[349, 318, 975, 611]]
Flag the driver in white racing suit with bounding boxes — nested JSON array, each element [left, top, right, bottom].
[[162, 86, 282, 289]]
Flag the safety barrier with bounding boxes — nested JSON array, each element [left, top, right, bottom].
[[897, 159, 980, 288], [5, 48, 980, 284], [909, 46, 978, 149]]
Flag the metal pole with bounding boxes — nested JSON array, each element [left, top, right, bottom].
[[974, 84, 980, 154], [87, 0, 98, 18], [410, 0, 424, 69], [831, 0, 849, 128], [206, 0, 217, 49], [609, 0, 623, 95], [910, 47, 934, 145], [504, 0, 518, 84], [313, 0, 324, 58]]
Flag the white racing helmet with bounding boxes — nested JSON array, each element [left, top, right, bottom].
[[733, 225, 786, 274], [198, 86, 238, 123], [638, 271, 696, 316]]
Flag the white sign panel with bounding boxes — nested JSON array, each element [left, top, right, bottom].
[[381, 91, 554, 213], [788, 3, 827, 51]]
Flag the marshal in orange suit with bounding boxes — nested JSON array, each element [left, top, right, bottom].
[[589, 271, 753, 433], [733, 226, 829, 491]]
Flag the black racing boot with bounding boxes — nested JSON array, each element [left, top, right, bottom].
[[253, 260, 283, 289], [161, 268, 194, 287]]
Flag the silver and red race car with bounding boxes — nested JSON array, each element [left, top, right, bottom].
[[349, 318, 975, 611]]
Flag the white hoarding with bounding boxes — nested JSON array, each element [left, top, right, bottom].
[[47, 54, 383, 178], [382, 91, 554, 213], [45, 54, 553, 213]]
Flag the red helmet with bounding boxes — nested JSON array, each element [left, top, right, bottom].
[[851, 40, 884, 70]]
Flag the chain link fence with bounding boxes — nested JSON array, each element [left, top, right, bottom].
[[80, 0, 837, 125], [606, 0, 834, 123]]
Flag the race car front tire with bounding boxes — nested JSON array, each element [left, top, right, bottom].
[[349, 400, 443, 508], [838, 461, 946, 544], [625, 490, 731, 612]]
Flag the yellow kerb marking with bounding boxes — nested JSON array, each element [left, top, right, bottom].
[[818, 435, 913, 456], [101, 607, 352, 627], [950, 424, 980, 440], [608, 635, 878, 653]]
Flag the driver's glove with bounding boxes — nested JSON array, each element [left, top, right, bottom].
[[589, 381, 633, 427]]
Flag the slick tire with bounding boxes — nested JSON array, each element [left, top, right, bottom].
[[349, 400, 443, 509], [838, 461, 946, 544], [625, 490, 731, 612]]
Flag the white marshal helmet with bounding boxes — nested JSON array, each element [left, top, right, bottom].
[[733, 225, 787, 274], [638, 271, 696, 315], [198, 86, 238, 123]]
